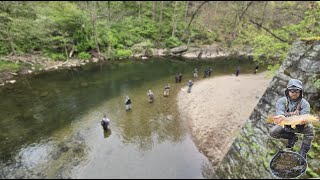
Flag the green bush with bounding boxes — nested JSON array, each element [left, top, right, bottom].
[[266, 63, 280, 78], [165, 36, 182, 48], [252, 35, 290, 65], [78, 52, 91, 60], [115, 49, 132, 58], [0, 43, 9, 55], [0, 60, 21, 71], [46, 52, 66, 61]]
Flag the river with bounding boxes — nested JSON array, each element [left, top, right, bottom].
[[0, 56, 260, 178]]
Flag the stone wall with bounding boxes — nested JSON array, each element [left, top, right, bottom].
[[214, 40, 320, 178]]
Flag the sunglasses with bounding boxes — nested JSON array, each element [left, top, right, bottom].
[[289, 89, 300, 93]]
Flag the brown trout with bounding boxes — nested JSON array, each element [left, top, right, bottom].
[[266, 114, 319, 129]]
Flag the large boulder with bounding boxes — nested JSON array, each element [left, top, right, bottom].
[[170, 45, 188, 54]]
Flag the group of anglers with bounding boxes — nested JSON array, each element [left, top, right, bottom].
[[191, 68, 213, 78], [101, 70, 200, 130], [102, 65, 260, 130], [146, 84, 172, 103], [135, 79, 194, 106]]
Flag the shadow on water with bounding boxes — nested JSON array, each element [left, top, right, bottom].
[[0, 56, 264, 178]]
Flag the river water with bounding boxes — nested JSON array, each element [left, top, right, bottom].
[[0, 56, 259, 178]]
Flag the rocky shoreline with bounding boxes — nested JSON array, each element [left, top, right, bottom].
[[0, 55, 102, 86], [0, 44, 250, 86]]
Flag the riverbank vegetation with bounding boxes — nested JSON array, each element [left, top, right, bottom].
[[0, 1, 319, 83], [0, 2, 318, 60]]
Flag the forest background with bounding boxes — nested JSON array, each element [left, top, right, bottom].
[[0, 1, 319, 86]]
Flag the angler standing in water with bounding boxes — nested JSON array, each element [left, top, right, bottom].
[[187, 80, 193, 93], [147, 90, 155, 103], [179, 73, 183, 83], [164, 84, 170, 97], [101, 114, 110, 130], [193, 68, 198, 78], [125, 95, 132, 111]]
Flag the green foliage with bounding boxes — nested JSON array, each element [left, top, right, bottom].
[[114, 49, 132, 58], [137, 19, 159, 40], [307, 167, 320, 178], [233, 24, 259, 46], [266, 63, 280, 78], [38, 2, 92, 53], [251, 35, 290, 65], [308, 151, 316, 159], [44, 51, 66, 61], [189, 27, 217, 45], [0, 2, 46, 54], [0, 60, 20, 71], [0, 42, 9, 55], [300, 37, 320, 41], [165, 36, 182, 48], [98, 29, 119, 48], [78, 52, 91, 60], [0, 1, 318, 65]]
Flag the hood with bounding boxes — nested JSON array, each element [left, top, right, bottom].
[[287, 79, 303, 90], [285, 79, 303, 101]]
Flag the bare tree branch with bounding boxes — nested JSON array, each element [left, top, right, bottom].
[[249, 18, 288, 43], [233, 1, 254, 27], [239, 1, 253, 21], [187, 1, 209, 30]]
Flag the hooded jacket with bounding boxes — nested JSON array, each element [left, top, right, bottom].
[[276, 79, 310, 116]]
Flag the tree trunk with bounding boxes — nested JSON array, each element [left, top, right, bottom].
[[158, 1, 163, 41], [63, 36, 69, 61], [214, 1, 218, 17], [91, 1, 100, 56], [139, 1, 143, 23], [6, 28, 16, 56], [185, 1, 209, 45], [206, 3, 210, 26], [184, 1, 189, 22], [239, 1, 253, 21], [171, 1, 178, 37], [69, 45, 75, 58], [153, 1, 157, 21], [108, 1, 111, 22], [260, 1, 268, 27]]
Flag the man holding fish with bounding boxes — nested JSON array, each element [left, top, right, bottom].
[[269, 79, 316, 159]]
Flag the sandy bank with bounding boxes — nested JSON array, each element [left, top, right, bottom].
[[177, 71, 272, 168]]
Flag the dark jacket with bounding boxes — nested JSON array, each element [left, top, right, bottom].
[[125, 98, 131, 105]]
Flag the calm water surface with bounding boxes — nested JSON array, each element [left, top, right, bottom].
[[0, 57, 259, 178]]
